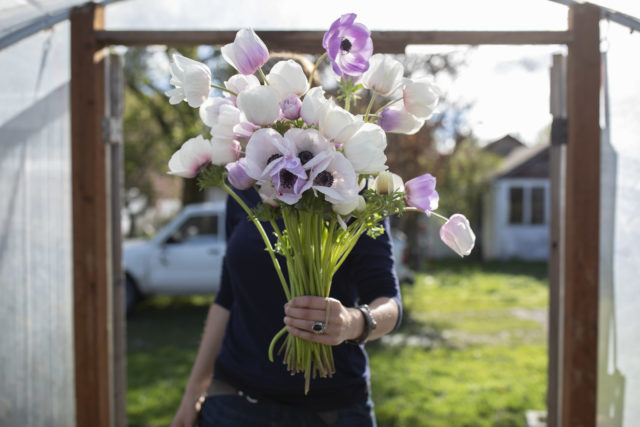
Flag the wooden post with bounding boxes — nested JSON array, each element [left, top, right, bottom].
[[71, 3, 112, 427], [563, 4, 600, 427], [548, 53, 567, 427], [105, 53, 126, 427]]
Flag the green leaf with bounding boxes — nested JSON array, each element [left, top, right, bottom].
[[196, 164, 226, 189]]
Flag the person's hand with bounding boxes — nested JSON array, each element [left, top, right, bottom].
[[171, 393, 203, 427], [284, 296, 364, 345]]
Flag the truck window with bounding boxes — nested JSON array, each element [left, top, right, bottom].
[[168, 214, 219, 243]]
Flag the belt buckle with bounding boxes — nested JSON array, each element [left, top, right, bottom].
[[237, 389, 259, 404]]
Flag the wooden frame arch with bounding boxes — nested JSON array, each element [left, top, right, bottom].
[[70, 3, 600, 426]]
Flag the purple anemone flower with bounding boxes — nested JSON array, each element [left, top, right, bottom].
[[405, 173, 439, 215], [322, 13, 373, 77], [281, 94, 302, 120], [222, 29, 269, 75], [268, 157, 309, 205], [226, 158, 256, 190]]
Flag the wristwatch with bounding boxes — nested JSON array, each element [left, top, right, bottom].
[[347, 304, 377, 345]]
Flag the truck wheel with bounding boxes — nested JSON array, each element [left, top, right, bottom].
[[126, 276, 140, 314]]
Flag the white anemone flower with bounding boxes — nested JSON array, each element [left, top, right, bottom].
[[300, 87, 330, 126], [233, 116, 260, 142], [319, 102, 363, 145], [403, 77, 440, 120], [211, 140, 241, 166], [244, 128, 290, 181], [237, 85, 280, 126], [257, 181, 280, 207], [224, 74, 260, 104], [267, 60, 309, 101], [332, 195, 366, 216], [284, 128, 332, 166], [199, 97, 234, 128], [360, 54, 404, 97], [305, 151, 359, 204], [165, 54, 211, 108], [378, 101, 424, 135], [168, 135, 214, 178], [210, 104, 242, 144], [343, 123, 388, 174]]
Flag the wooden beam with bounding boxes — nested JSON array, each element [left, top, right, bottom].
[[563, 4, 600, 427], [70, 3, 112, 427], [548, 53, 567, 427], [95, 30, 573, 51], [105, 53, 127, 427]]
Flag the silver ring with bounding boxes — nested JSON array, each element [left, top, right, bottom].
[[311, 321, 326, 335]]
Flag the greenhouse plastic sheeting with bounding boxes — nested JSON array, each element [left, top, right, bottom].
[[597, 21, 640, 427], [1, 0, 90, 39], [0, 20, 75, 426]]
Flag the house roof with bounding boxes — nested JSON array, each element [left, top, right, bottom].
[[493, 143, 550, 180], [482, 134, 526, 157]]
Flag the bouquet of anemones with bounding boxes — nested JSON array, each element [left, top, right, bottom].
[[165, 13, 476, 393]]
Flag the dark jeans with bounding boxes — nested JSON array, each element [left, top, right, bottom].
[[199, 394, 377, 427]]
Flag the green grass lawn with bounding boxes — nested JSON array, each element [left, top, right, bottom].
[[126, 261, 548, 427], [368, 260, 548, 427]]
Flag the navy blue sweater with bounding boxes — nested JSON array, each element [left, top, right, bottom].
[[213, 188, 402, 411]]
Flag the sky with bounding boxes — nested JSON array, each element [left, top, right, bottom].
[[105, 0, 640, 145]]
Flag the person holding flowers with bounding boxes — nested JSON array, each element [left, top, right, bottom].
[[169, 13, 475, 427]]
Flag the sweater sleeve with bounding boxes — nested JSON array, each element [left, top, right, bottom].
[[345, 217, 403, 331]]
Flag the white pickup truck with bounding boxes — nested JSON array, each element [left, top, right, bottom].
[[123, 202, 412, 312]]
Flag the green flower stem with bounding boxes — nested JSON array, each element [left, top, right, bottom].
[[275, 207, 338, 393], [222, 182, 290, 300], [265, 192, 416, 392], [364, 93, 377, 122], [308, 52, 327, 87], [268, 326, 288, 362], [258, 67, 269, 85], [332, 224, 367, 274], [374, 97, 403, 116], [404, 206, 449, 224], [210, 83, 237, 97]]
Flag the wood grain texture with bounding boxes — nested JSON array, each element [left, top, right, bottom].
[[71, 3, 112, 427], [94, 30, 572, 51], [563, 4, 601, 427]]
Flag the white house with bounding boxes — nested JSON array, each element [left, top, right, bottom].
[[482, 143, 550, 260]]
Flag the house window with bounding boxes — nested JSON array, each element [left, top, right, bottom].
[[509, 187, 524, 224], [507, 185, 546, 225], [531, 187, 545, 224]]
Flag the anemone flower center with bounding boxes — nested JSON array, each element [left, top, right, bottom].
[[280, 169, 297, 189], [340, 38, 352, 53], [314, 171, 334, 187], [267, 153, 283, 165], [298, 150, 313, 165]]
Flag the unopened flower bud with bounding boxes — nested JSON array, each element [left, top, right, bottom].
[[405, 173, 438, 214], [222, 29, 269, 75], [281, 95, 302, 120], [374, 171, 404, 195], [225, 158, 255, 190], [440, 214, 475, 257]]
